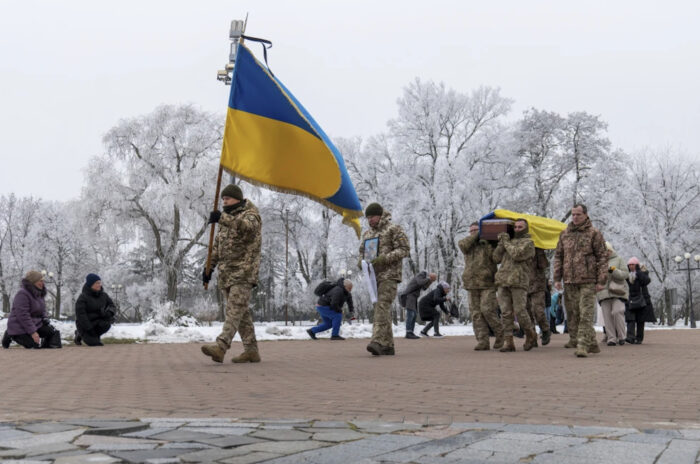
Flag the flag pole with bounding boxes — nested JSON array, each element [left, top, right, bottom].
[[205, 18, 247, 290]]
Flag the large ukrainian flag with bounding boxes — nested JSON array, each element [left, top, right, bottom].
[[480, 209, 566, 249], [220, 43, 363, 236]]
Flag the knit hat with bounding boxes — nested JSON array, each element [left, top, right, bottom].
[[25, 270, 44, 284], [221, 184, 243, 201], [627, 257, 640, 266], [85, 273, 101, 287], [439, 281, 451, 291], [364, 202, 383, 217]]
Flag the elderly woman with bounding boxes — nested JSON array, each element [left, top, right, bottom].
[[597, 242, 629, 346], [2, 270, 61, 349], [418, 281, 451, 337], [625, 257, 652, 344]]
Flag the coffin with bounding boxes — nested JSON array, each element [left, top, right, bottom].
[[480, 219, 514, 241]]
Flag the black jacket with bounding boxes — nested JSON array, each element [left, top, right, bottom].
[[625, 269, 655, 322], [317, 278, 354, 313], [418, 285, 449, 320], [399, 271, 432, 311], [75, 284, 116, 331]]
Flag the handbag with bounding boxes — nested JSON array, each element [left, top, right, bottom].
[[608, 279, 627, 296], [629, 293, 646, 310]]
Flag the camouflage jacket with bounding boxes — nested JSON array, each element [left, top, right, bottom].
[[493, 233, 536, 290], [458, 233, 497, 290], [553, 218, 607, 286], [359, 211, 410, 282], [528, 248, 550, 294], [211, 200, 262, 288]]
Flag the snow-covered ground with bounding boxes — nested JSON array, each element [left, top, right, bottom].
[[0, 317, 692, 345]]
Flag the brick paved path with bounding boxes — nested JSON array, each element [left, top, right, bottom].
[[2, 330, 699, 429]]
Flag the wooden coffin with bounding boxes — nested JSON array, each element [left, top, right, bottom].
[[480, 219, 514, 241]]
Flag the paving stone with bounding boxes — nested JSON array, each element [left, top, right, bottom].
[[376, 430, 496, 462], [0, 429, 35, 441], [148, 430, 223, 442], [122, 428, 176, 438], [449, 422, 506, 431], [87, 443, 158, 451], [74, 435, 162, 446], [643, 428, 683, 438], [237, 440, 329, 455], [467, 436, 562, 457], [178, 447, 251, 462], [144, 459, 180, 464], [442, 446, 502, 462], [159, 442, 213, 449], [194, 435, 262, 448], [0, 460, 52, 464], [0, 448, 28, 459], [53, 453, 120, 463], [350, 421, 424, 434], [109, 448, 200, 463], [532, 439, 667, 464], [17, 423, 81, 434], [249, 429, 311, 441], [63, 420, 142, 428], [491, 431, 553, 442], [619, 433, 674, 444], [179, 426, 255, 436], [0, 429, 85, 449], [220, 452, 282, 464], [656, 438, 700, 464], [679, 429, 700, 440], [311, 430, 369, 442], [260, 434, 428, 464], [29, 450, 89, 461], [570, 425, 636, 438], [22, 442, 79, 457], [84, 423, 150, 436], [308, 421, 350, 429], [502, 423, 573, 435]]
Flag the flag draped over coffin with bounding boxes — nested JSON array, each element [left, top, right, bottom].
[[479, 209, 567, 249], [220, 43, 363, 236]]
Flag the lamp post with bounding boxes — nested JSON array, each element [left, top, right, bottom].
[[41, 270, 60, 318], [111, 284, 123, 320], [674, 253, 700, 328]]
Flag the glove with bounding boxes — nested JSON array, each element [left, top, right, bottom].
[[202, 268, 213, 284], [498, 232, 509, 242], [103, 306, 116, 318], [609, 266, 616, 272], [371, 255, 387, 271], [208, 210, 222, 224]]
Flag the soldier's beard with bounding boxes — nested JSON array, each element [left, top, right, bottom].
[[514, 230, 527, 238]]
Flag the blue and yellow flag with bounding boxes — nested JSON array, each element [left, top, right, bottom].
[[480, 209, 566, 249], [220, 43, 363, 236]]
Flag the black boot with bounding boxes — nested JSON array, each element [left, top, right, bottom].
[[2, 330, 11, 349]]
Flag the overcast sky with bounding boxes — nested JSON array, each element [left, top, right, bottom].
[[1, 0, 699, 201]]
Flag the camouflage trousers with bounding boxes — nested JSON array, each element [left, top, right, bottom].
[[526, 290, 549, 333], [372, 280, 398, 348], [468, 288, 503, 344], [216, 284, 258, 353], [497, 287, 532, 335], [563, 283, 596, 349]]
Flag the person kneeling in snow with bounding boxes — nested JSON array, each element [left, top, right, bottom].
[[74, 273, 116, 346], [307, 278, 354, 341]]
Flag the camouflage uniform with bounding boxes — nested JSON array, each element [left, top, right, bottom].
[[359, 211, 410, 350], [493, 233, 536, 340], [553, 217, 607, 355], [210, 200, 262, 354], [458, 233, 504, 348], [526, 248, 550, 337]]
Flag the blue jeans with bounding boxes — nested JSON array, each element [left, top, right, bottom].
[[405, 309, 417, 334], [311, 305, 342, 336]]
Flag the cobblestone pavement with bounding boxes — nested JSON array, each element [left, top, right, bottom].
[[1, 418, 699, 463]]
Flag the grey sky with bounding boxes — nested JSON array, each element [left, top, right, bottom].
[[1, 0, 699, 201]]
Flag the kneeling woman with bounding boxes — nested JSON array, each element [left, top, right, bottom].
[[418, 281, 451, 337], [2, 270, 61, 349], [74, 274, 116, 346]]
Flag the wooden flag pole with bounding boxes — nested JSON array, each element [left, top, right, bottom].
[[203, 164, 224, 290]]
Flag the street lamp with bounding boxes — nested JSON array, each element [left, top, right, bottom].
[[216, 18, 247, 85], [673, 253, 700, 328]]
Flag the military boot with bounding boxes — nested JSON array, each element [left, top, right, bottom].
[[499, 336, 516, 352], [366, 341, 382, 356], [541, 329, 551, 346], [380, 345, 395, 355], [201, 344, 225, 363], [588, 343, 600, 354], [474, 340, 490, 351], [523, 328, 537, 351], [493, 333, 504, 350], [564, 338, 578, 349], [575, 346, 588, 357], [232, 350, 261, 363]]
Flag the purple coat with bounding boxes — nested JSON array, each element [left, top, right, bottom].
[[7, 279, 48, 336]]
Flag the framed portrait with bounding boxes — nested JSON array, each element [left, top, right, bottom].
[[364, 237, 380, 261]]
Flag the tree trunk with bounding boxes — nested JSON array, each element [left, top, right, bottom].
[[166, 266, 178, 303]]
